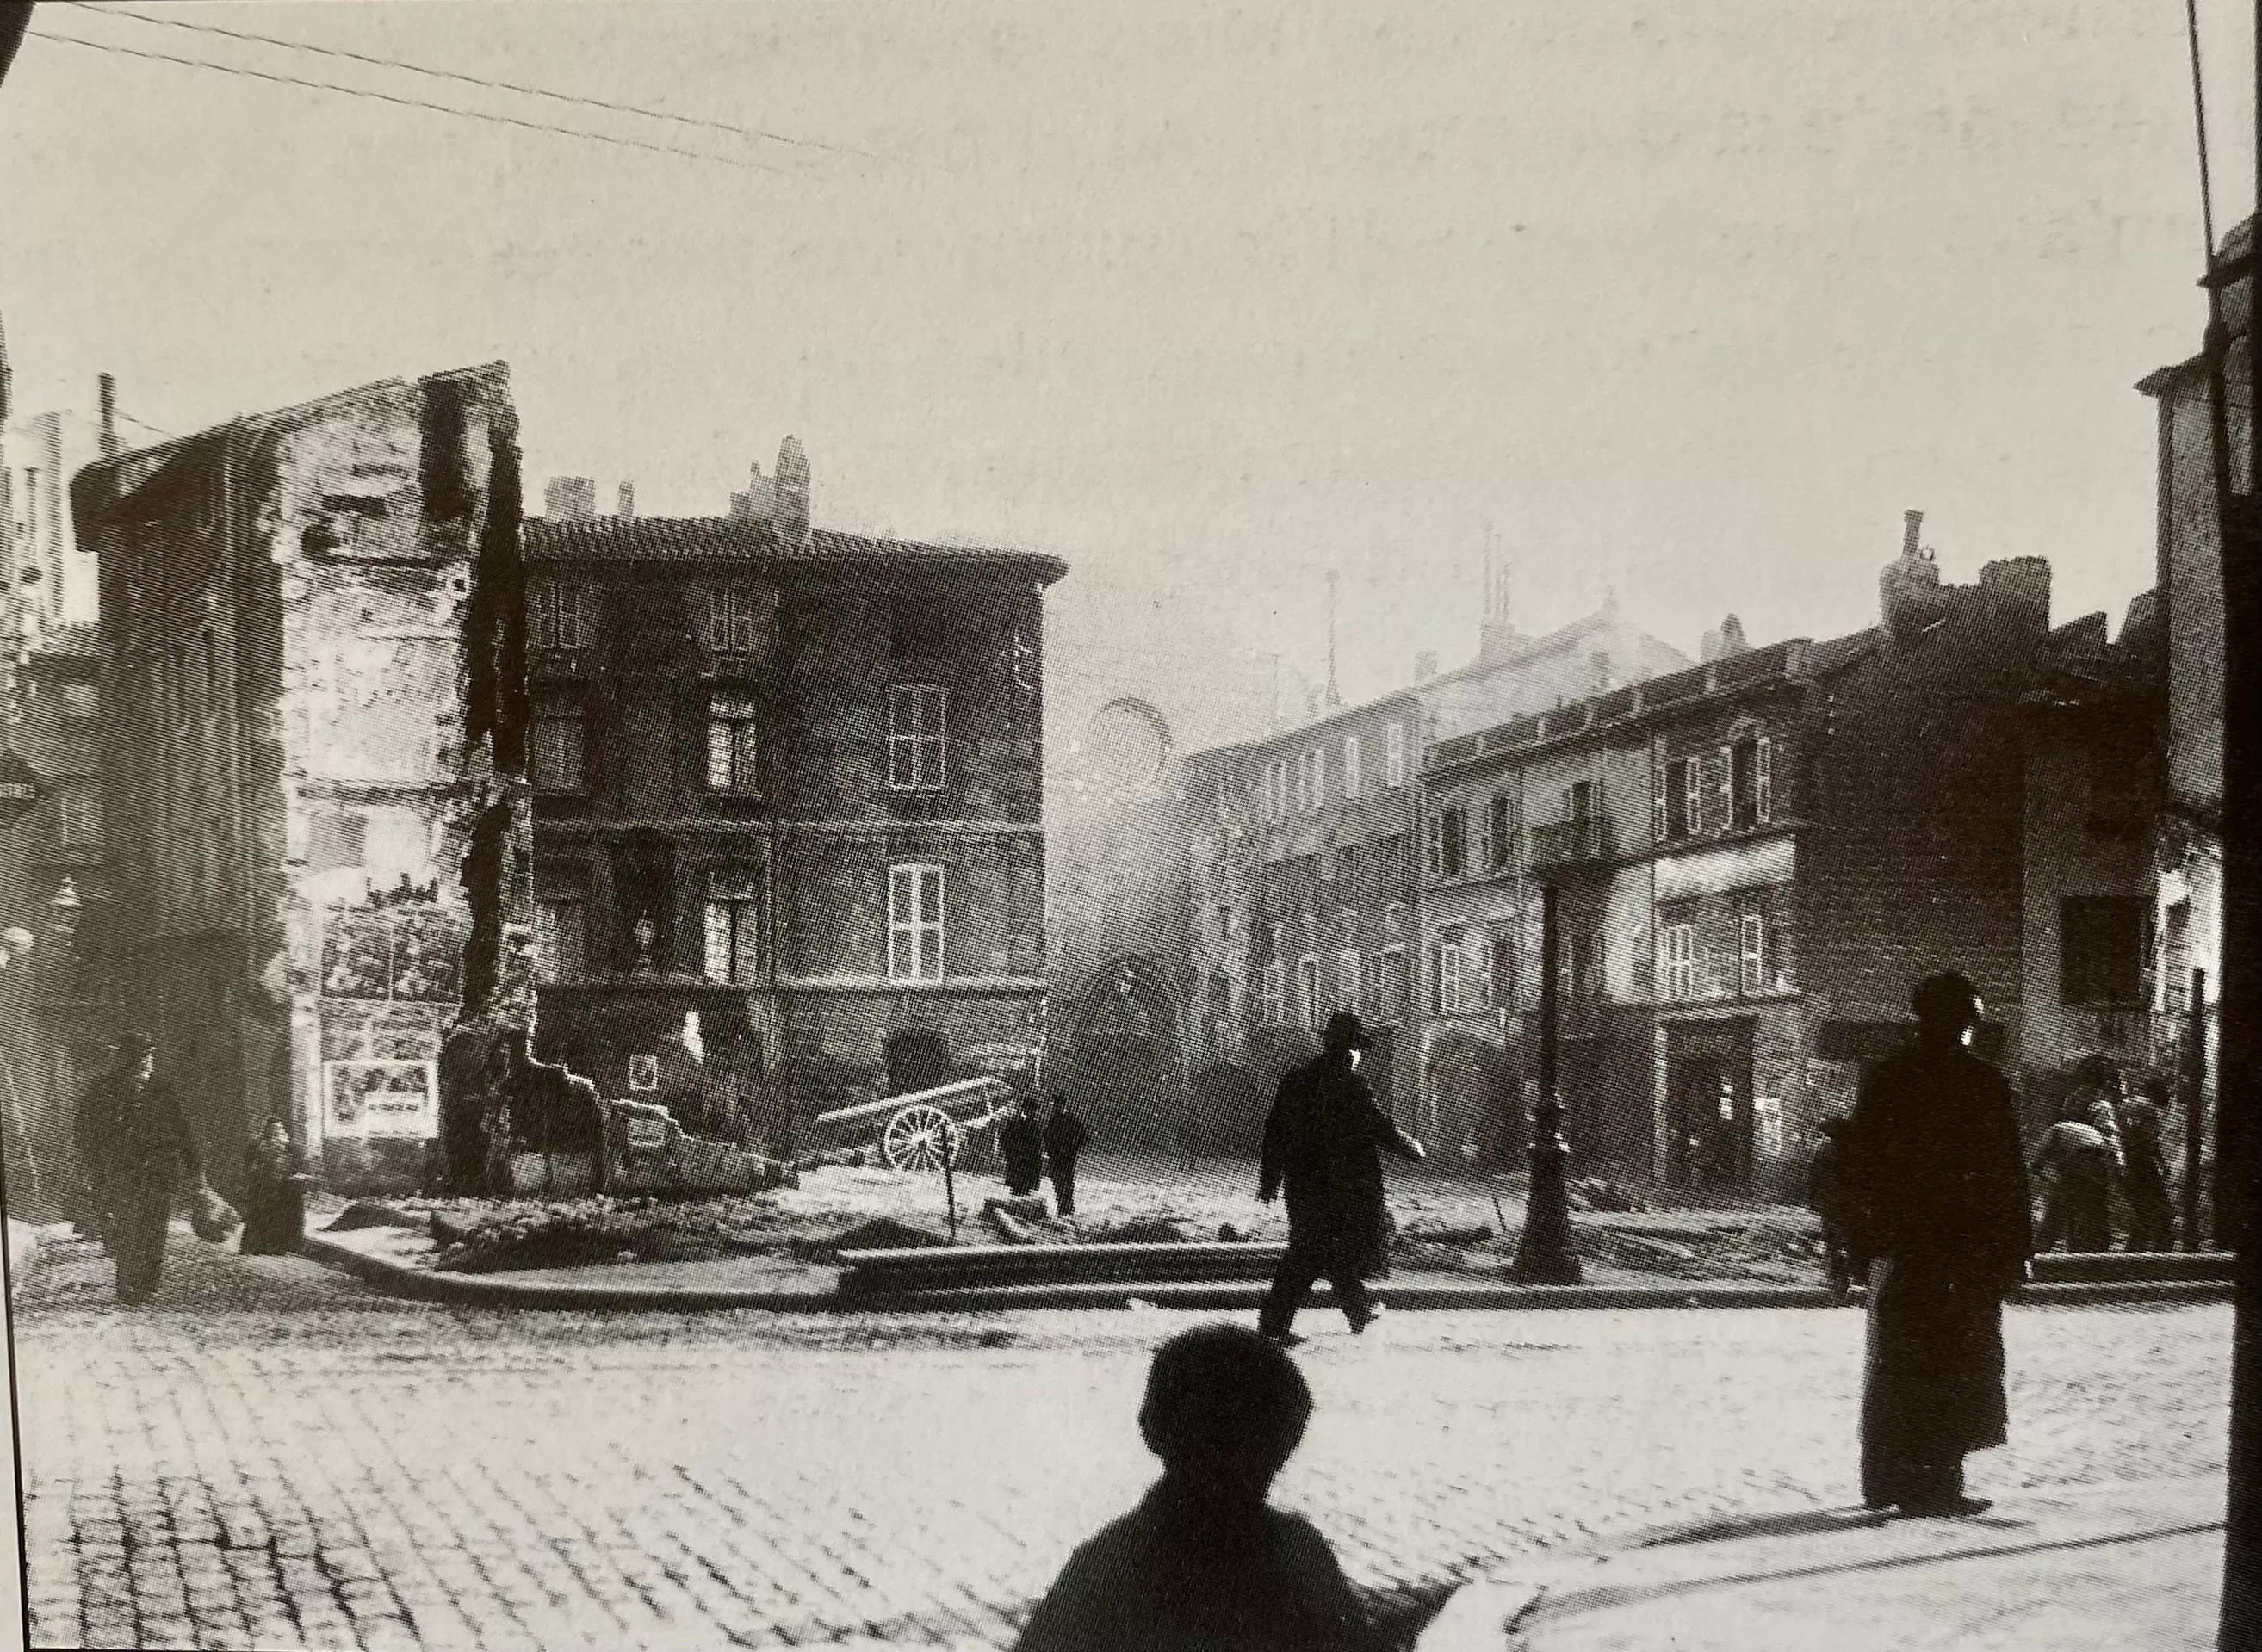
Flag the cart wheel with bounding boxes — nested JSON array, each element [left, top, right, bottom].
[[882, 1104, 957, 1173]]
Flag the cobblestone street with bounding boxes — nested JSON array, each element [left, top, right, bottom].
[[10, 1230, 2233, 1650]]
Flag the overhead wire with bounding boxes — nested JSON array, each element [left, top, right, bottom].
[[27, 24, 798, 176], [66, 2, 900, 169]]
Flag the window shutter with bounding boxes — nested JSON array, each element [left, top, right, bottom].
[[1683, 759, 1703, 838], [1757, 738, 1773, 822], [1653, 758, 1669, 843], [1343, 735, 1360, 798]]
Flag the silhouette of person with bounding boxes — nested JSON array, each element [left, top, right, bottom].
[[1257, 1012, 1424, 1346], [1013, 1325, 1379, 1652], [1043, 1092, 1090, 1216], [1838, 970, 2033, 1516], [75, 1031, 207, 1305]]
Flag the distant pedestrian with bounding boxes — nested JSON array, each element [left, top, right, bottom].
[[2030, 1097, 2117, 1253], [1043, 1092, 1090, 1216], [1000, 1092, 1045, 1197], [1806, 1115, 1853, 1299], [74, 1032, 209, 1305], [238, 1117, 313, 1255], [1257, 1012, 1425, 1346], [1838, 971, 2032, 1516], [2119, 1080, 2177, 1253], [1013, 1324, 1379, 1652]]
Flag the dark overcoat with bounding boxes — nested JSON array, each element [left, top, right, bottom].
[[1013, 1477, 1378, 1652], [77, 1067, 202, 1192], [1258, 1055, 1419, 1279], [1838, 1041, 2032, 1478], [1000, 1111, 1045, 1185], [1043, 1108, 1089, 1171]]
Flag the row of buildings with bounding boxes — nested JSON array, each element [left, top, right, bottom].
[[1098, 393, 2221, 1197]]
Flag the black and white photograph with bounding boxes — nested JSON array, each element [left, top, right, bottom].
[[0, 3, 2253, 1649]]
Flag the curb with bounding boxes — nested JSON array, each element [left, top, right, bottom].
[[299, 1232, 2236, 1315]]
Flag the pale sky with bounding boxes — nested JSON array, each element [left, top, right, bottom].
[[2, 0, 2252, 703]]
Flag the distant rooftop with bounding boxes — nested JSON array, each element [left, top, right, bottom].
[[524, 517, 1067, 583]]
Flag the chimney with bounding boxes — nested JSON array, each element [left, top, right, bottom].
[[1718, 615, 1746, 657], [1881, 507, 1943, 640], [97, 373, 118, 460], [775, 436, 810, 546], [1700, 628, 1721, 665], [1901, 509, 1924, 560], [543, 477, 596, 521], [616, 480, 635, 519], [1478, 535, 1519, 664], [1414, 649, 1439, 682]]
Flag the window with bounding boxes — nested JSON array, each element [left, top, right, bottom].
[[710, 584, 764, 654], [1372, 947, 1409, 1023], [1425, 811, 1442, 880], [1336, 947, 1361, 1012], [1682, 758, 1702, 837], [703, 869, 763, 984], [531, 582, 586, 651], [887, 685, 948, 791], [56, 781, 101, 850], [1297, 956, 1319, 1028], [1261, 960, 1286, 1025], [1432, 935, 1467, 1013], [1465, 929, 1495, 1010], [1377, 832, 1409, 885], [1336, 841, 1363, 885], [706, 694, 760, 792], [1486, 795, 1515, 870], [1569, 931, 1603, 1002], [1490, 927, 1516, 1012], [1739, 913, 1767, 994], [534, 896, 586, 984], [1385, 722, 1406, 788], [888, 863, 945, 981], [2061, 895, 2146, 1005], [60, 683, 96, 718], [1706, 750, 1729, 834], [530, 705, 586, 792], [1302, 748, 1324, 813], [1266, 759, 1289, 823], [1662, 922, 1696, 1001], [1382, 901, 1408, 944], [1440, 807, 1467, 878], [1342, 734, 1361, 799], [2162, 900, 2195, 1013], [1732, 736, 1772, 829]]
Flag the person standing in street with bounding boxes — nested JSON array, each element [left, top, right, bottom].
[[2030, 1095, 2117, 1253], [2118, 1079, 2178, 1253], [1042, 1092, 1090, 1216], [1838, 971, 2032, 1516], [1256, 1012, 1425, 1346], [1000, 1091, 1045, 1197], [238, 1116, 314, 1255], [74, 1031, 208, 1305]]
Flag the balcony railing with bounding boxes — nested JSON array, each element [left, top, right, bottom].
[[1528, 815, 1614, 875]]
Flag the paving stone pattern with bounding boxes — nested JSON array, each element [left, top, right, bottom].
[[12, 1229, 2233, 1651]]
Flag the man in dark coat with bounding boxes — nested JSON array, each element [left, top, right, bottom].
[[75, 1031, 207, 1305], [1257, 1012, 1425, 1346], [1000, 1092, 1045, 1197], [2119, 1080, 2177, 1253], [1838, 971, 2032, 1516], [1013, 1324, 1379, 1652], [1806, 1114, 1853, 1299], [1042, 1092, 1090, 1216]]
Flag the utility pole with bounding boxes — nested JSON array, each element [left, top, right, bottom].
[[1512, 882, 1580, 1284], [1323, 571, 1341, 712], [2209, 10, 2262, 1637]]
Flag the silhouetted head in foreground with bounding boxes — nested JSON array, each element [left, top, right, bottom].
[[1139, 1325, 1312, 1503], [1911, 971, 1982, 1049]]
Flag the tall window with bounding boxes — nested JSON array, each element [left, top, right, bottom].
[[1302, 748, 1324, 812], [1261, 959, 1286, 1025], [1732, 736, 1772, 830], [534, 894, 586, 984], [1486, 795, 1514, 870], [1569, 931, 1603, 1001], [888, 863, 945, 981], [1342, 734, 1361, 799], [1739, 913, 1768, 993], [1661, 922, 1695, 1001], [530, 703, 586, 792], [1385, 722, 1406, 788], [1432, 935, 1466, 1013], [1267, 760, 1289, 823], [888, 686, 948, 791], [531, 582, 586, 651], [1297, 956, 1320, 1029], [56, 781, 101, 850], [1335, 946, 1361, 1012], [1374, 947, 1409, 1022], [1438, 807, 1468, 879], [1660, 757, 1695, 839], [1490, 927, 1516, 1012], [706, 695, 760, 792], [1377, 832, 1409, 885], [709, 583, 763, 654], [2162, 900, 2195, 1013], [2062, 895, 2145, 1005], [703, 869, 763, 984]]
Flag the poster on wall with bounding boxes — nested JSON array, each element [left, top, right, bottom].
[[324, 1060, 439, 1139], [322, 911, 393, 999], [391, 913, 466, 1004]]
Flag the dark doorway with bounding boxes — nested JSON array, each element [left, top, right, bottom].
[[1665, 1020, 1756, 1191], [1365, 1024, 1397, 1118], [1078, 1032, 1171, 1148], [884, 1030, 948, 1097]]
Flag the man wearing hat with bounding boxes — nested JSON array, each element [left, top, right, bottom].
[[1257, 1011, 1426, 1346], [74, 1032, 207, 1304]]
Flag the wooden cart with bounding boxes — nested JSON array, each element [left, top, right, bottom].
[[812, 1075, 1017, 1172]]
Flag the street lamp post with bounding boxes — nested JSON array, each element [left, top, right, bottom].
[[1513, 882, 1581, 1284]]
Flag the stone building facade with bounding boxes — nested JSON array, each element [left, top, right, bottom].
[[75, 364, 530, 1197], [1419, 517, 2053, 1194], [521, 461, 1063, 1156]]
